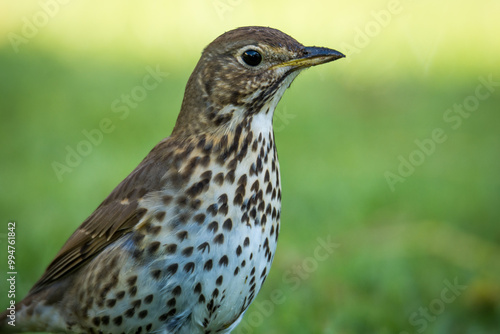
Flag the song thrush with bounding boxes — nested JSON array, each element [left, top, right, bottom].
[[1, 26, 344, 333]]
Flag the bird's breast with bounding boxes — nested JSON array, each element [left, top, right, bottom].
[[121, 123, 282, 331]]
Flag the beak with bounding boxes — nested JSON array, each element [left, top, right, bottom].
[[273, 46, 345, 70]]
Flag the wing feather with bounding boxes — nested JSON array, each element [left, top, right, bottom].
[[29, 139, 177, 293]]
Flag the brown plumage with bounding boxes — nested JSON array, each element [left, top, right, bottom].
[[1, 26, 344, 333]]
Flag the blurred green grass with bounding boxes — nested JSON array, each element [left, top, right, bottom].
[[1, 1, 499, 333]]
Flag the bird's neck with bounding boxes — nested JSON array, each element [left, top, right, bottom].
[[172, 63, 300, 139]]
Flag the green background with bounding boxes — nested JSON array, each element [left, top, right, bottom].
[[1, 0, 499, 333]]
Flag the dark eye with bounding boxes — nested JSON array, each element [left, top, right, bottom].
[[241, 50, 262, 66]]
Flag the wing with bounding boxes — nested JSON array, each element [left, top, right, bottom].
[[29, 138, 179, 294]]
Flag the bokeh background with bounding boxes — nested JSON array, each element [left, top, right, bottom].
[[1, 0, 499, 333]]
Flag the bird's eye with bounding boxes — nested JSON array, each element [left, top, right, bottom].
[[241, 50, 262, 66]]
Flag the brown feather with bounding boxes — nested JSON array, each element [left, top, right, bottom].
[[28, 138, 183, 294]]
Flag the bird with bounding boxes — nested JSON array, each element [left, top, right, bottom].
[[1, 26, 344, 333]]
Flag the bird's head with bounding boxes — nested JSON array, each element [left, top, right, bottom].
[[173, 26, 344, 137]]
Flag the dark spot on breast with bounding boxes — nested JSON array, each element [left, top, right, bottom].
[[218, 193, 228, 204], [200, 170, 212, 180], [172, 285, 182, 296], [194, 282, 202, 294], [167, 297, 176, 308], [204, 259, 213, 271], [159, 312, 171, 321], [148, 241, 161, 255], [144, 294, 153, 304], [241, 212, 249, 224], [182, 246, 194, 257], [138, 310, 148, 319], [252, 139, 259, 152], [151, 269, 162, 280], [186, 178, 210, 197], [213, 233, 224, 244], [177, 231, 188, 241], [216, 275, 223, 286], [127, 276, 137, 287], [132, 249, 144, 259], [162, 195, 173, 205], [234, 193, 243, 206], [219, 255, 229, 267], [225, 170, 235, 184], [226, 158, 238, 170], [256, 157, 263, 172], [132, 233, 145, 245], [214, 172, 224, 186], [219, 203, 229, 216], [264, 169, 270, 182], [184, 262, 195, 273], [223, 218, 233, 231], [261, 214, 267, 225], [166, 243, 177, 254], [265, 182, 273, 194], [106, 299, 116, 308], [191, 199, 202, 210], [237, 174, 247, 186], [148, 225, 162, 235], [250, 207, 257, 219], [251, 180, 260, 192], [166, 263, 179, 276], [193, 213, 206, 224], [249, 163, 257, 177], [200, 155, 210, 167], [155, 211, 166, 221], [125, 307, 135, 318], [208, 221, 219, 233], [177, 213, 190, 225], [207, 203, 218, 216], [113, 316, 123, 326], [235, 184, 246, 197], [176, 195, 188, 207], [257, 189, 263, 201], [197, 241, 210, 253]]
